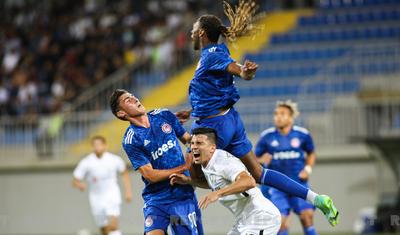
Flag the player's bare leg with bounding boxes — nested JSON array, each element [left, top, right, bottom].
[[238, 151, 263, 181], [299, 209, 316, 235], [100, 227, 107, 235], [299, 209, 314, 228], [146, 229, 165, 235], [104, 216, 122, 235], [279, 216, 290, 235]]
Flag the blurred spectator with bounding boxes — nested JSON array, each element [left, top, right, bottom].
[[0, 80, 9, 114], [1, 0, 264, 117], [36, 104, 64, 157]]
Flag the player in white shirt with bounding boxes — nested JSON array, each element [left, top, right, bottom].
[[72, 136, 132, 235], [170, 128, 281, 235]]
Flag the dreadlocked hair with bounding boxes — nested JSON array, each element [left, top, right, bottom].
[[222, 0, 261, 43], [197, 0, 261, 44]]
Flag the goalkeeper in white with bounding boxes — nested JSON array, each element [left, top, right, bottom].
[[170, 127, 281, 235]]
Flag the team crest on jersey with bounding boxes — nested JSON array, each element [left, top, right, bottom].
[[145, 216, 153, 227], [271, 140, 279, 147], [291, 138, 301, 148], [161, 123, 172, 134]]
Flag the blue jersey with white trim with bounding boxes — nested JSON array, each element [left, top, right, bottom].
[[122, 109, 194, 206], [255, 125, 315, 182], [189, 43, 239, 117]]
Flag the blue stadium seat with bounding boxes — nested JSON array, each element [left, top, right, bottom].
[[271, 26, 400, 44], [320, 0, 400, 9], [299, 9, 400, 26]]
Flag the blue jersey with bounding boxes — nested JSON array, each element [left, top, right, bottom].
[[255, 125, 315, 182], [122, 109, 194, 206], [189, 43, 240, 118]]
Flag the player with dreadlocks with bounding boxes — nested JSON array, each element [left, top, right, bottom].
[[175, 0, 339, 227]]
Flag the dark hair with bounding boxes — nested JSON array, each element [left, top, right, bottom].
[[91, 135, 106, 144], [109, 89, 128, 120], [192, 127, 218, 145], [198, 15, 227, 43]]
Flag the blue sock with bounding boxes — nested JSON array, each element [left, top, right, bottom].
[[278, 229, 289, 235], [304, 226, 317, 235], [260, 168, 308, 200]]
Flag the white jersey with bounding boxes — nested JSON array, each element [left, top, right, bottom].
[[73, 152, 126, 205], [202, 149, 281, 235]]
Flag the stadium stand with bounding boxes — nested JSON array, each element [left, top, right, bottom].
[[0, 0, 207, 117], [0, 0, 221, 156], [238, 0, 400, 135]]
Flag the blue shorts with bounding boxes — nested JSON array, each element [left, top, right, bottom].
[[143, 198, 204, 235], [266, 182, 315, 216], [259, 185, 271, 199], [191, 108, 252, 158]]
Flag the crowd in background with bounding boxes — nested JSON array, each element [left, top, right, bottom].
[[0, 0, 306, 118], [0, 0, 224, 117]]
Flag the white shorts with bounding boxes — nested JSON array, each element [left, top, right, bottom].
[[228, 195, 281, 235], [90, 201, 121, 227], [227, 210, 281, 235]]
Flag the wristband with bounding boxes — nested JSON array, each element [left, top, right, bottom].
[[304, 165, 312, 175]]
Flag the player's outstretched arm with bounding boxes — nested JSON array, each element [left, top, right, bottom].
[[72, 178, 86, 192], [121, 169, 132, 202], [198, 171, 256, 209], [138, 156, 192, 184], [227, 60, 258, 80]]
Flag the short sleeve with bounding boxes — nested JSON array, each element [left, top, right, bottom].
[[220, 152, 248, 182], [115, 155, 126, 173], [123, 143, 150, 171], [302, 133, 315, 154], [73, 160, 87, 180], [206, 52, 234, 72], [255, 136, 271, 158], [161, 110, 186, 137]]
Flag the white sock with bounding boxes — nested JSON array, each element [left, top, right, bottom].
[[109, 230, 122, 235], [306, 190, 318, 204]]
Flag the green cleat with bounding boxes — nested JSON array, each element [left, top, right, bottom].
[[314, 195, 339, 226]]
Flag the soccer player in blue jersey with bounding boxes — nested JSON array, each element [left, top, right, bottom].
[[256, 100, 318, 235], [109, 89, 203, 235], [175, 0, 338, 227]]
